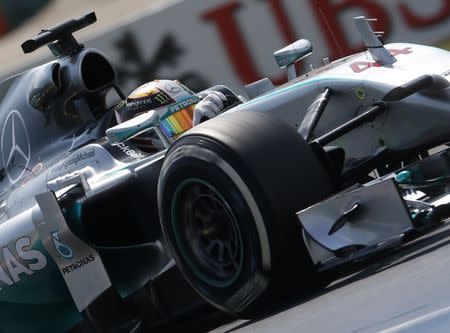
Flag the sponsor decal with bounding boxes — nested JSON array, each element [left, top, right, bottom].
[[49, 229, 97, 276], [165, 83, 181, 93], [350, 61, 382, 74], [34, 191, 112, 311], [388, 47, 413, 56], [350, 47, 413, 73], [1, 110, 30, 184], [126, 89, 174, 113], [99, 138, 143, 162], [0, 236, 47, 289], [52, 148, 96, 174], [50, 229, 74, 260], [165, 95, 201, 117], [155, 91, 171, 104], [356, 88, 365, 100], [61, 254, 95, 275], [116, 142, 142, 159]]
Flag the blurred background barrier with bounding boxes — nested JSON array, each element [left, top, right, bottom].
[[0, 0, 51, 35], [1, 0, 450, 95]]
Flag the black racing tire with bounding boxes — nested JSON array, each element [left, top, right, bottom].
[[157, 111, 334, 316]]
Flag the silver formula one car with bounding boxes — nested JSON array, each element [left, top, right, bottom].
[[157, 16, 450, 316], [0, 12, 449, 332]]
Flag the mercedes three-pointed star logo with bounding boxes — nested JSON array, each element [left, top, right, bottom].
[[165, 83, 181, 94], [1, 110, 30, 184]]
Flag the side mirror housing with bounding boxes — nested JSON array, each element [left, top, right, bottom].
[[274, 39, 313, 81], [106, 110, 160, 145]]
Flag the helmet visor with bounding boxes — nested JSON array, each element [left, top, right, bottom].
[[160, 95, 200, 138]]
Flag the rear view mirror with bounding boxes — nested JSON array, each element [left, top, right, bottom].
[[274, 39, 313, 81], [274, 39, 312, 68]]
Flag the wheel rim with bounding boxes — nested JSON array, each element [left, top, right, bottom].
[[171, 178, 244, 288]]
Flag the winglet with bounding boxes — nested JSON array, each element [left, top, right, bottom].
[[354, 16, 395, 65]]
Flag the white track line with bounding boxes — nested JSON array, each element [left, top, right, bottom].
[[378, 305, 450, 332]]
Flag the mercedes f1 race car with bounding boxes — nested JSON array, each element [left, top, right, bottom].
[[1, 11, 450, 333]]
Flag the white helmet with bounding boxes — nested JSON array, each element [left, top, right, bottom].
[[115, 79, 200, 150]]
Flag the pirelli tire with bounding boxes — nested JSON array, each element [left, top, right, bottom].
[[157, 111, 334, 316]]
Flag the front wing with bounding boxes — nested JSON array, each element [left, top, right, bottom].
[[298, 148, 450, 270]]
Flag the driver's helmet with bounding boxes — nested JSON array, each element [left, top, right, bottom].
[[115, 79, 200, 151]]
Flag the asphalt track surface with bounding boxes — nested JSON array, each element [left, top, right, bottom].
[[154, 222, 450, 333]]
